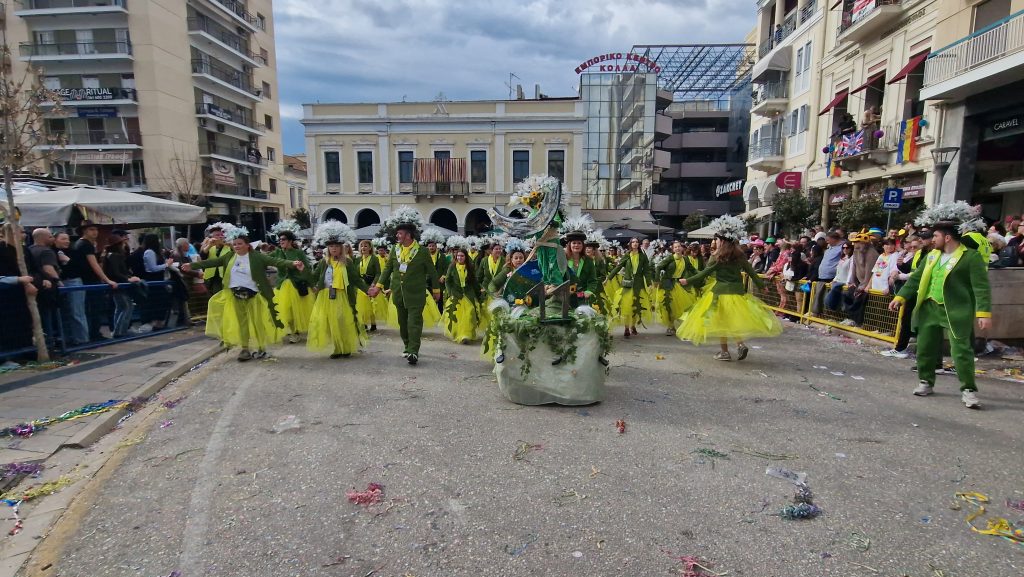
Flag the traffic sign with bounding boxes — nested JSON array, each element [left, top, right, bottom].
[[882, 187, 903, 210]]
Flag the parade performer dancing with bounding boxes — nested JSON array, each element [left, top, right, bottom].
[[269, 219, 313, 343], [676, 215, 782, 361], [889, 202, 991, 409], [184, 226, 306, 361], [654, 240, 698, 335], [422, 227, 450, 313], [584, 231, 609, 314], [559, 215, 600, 302], [368, 207, 441, 365], [607, 236, 652, 338], [487, 237, 531, 296], [354, 240, 382, 332], [307, 221, 370, 359], [198, 222, 235, 295], [441, 245, 485, 344]]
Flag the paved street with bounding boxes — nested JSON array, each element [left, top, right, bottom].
[[15, 322, 1024, 577]]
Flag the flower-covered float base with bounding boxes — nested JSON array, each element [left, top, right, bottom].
[[485, 302, 611, 406]]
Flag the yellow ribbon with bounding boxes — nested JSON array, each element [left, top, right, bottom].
[[956, 492, 1024, 544]]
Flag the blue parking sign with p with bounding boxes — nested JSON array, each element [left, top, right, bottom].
[[882, 187, 903, 210]]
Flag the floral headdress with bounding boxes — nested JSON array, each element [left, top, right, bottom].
[[380, 206, 425, 239], [914, 201, 985, 234], [224, 225, 250, 242], [465, 236, 482, 251], [420, 226, 448, 246], [313, 220, 356, 247], [205, 221, 237, 236], [505, 237, 531, 255], [269, 219, 302, 240], [509, 175, 560, 212], [445, 235, 469, 251], [584, 230, 605, 248], [371, 237, 391, 250], [708, 214, 747, 241], [558, 214, 595, 241]]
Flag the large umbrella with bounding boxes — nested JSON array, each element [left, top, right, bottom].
[[2, 185, 206, 228], [603, 227, 648, 241]]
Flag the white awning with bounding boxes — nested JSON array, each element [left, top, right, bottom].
[[739, 206, 775, 220], [687, 224, 716, 239], [752, 45, 792, 82]]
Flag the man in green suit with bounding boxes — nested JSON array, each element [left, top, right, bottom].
[[369, 222, 440, 365], [890, 219, 991, 409]]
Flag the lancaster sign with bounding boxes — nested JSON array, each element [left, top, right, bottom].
[[715, 180, 744, 197], [575, 52, 662, 74]]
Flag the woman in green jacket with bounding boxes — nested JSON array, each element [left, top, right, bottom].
[[676, 216, 782, 361], [270, 221, 314, 343], [442, 248, 485, 343], [354, 239, 382, 331], [654, 240, 698, 335], [607, 236, 652, 338], [306, 222, 371, 359]]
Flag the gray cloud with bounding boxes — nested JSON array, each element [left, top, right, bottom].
[[274, 0, 755, 153]]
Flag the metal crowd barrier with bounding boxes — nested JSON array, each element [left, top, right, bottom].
[[0, 280, 210, 360], [747, 275, 903, 345]]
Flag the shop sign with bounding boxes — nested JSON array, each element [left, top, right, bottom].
[[204, 103, 234, 122], [828, 191, 848, 205], [56, 87, 118, 101], [212, 160, 236, 186], [715, 179, 744, 197], [575, 52, 662, 74], [76, 107, 118, 118], [775, 171, 802, 189], [982, 113, 1024, 141], [851, 0, 875, 22], [70, 151, 132, 164], [896, 175, 926, 198]]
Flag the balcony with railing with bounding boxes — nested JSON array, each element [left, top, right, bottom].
[[758, 11, 798, 58], [191, 58, 260, 99], [43, 86, 137, 105], [19, 40, 132, 59], [921, 9, 1024, 101], [195, 102, 265, 134], [799, 0, 817, 24], [412, 158, 469, 199], [15, 0, 126, 16], [208, 0, 261, 31], [751, 82, 789, 116], [747, 137, 784, 171], [42, 130, 141, 147], [837, 0, 902, 43], [187, 17, 266, 66], [199, 143, 268, 167]]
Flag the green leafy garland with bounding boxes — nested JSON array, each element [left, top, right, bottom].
[[483, 308, 612, 378]]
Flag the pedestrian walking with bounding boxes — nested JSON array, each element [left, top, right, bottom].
[[269, 220, 314, 343], [306, 221, 370, 359], [654, 240, 698, 335], [607, 236, 651, 338]]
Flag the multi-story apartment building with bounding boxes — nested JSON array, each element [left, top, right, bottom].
[[301, 98, 586, 234], [747, 0, 952, 228], [921, 0, 1024, 220], [283, 153, 306, 215], [6, 0, 290, 238]]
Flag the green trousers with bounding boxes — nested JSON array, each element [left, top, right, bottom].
[[395, 300, 423, 355], [915, 300, 976, 391]]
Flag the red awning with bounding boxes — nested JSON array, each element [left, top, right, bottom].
[[888, 50, 930, 84], [818, 90, 849, 116], [851, 72, 885, 94]]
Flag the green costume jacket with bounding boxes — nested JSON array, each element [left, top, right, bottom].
[[444, 262, 482, 304], [270, 247, 311, 288], [487, 264, 515, 296], [428, 251, 451, 283], [354, 254, 381, 287], [565, 256, 600, 296], [374, 242, 440, 309], [608, 250, 652, 294], [684, 258, 765, 295], [192, 250, 299, 326], [655, 255, 697, 290], [894, 245, 991, 339], [311, 258, 370, 313], [476, 255, 505, 298], [593, 258, 609, 283]]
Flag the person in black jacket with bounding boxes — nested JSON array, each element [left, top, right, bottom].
[[102, 230, 141, 337]]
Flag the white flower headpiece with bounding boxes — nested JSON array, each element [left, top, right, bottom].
[[370, 237, 391, 250], [509, 174, 561, 211], [381, 206, 425, 238], [420, 225, 448, 245], [914, 201, 985, 234], [465, 236, 482, 250], [269, 219, 302, 239], [224, 225, 250, 242], [205, 221, 237, 236], [505, 237, 531, 255], [445, 235, 468, 251], [558, 214, 596, 239], [313, 220, 356, 247], [708, 214, 747, 241]]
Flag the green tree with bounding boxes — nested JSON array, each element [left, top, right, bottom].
[[772, 189, 817, 237], [834, 194, 888, 232], [291, 207, 311, 229], [680, 212, 704, 232]]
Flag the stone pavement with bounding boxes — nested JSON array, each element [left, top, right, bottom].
[[0, 330, 220, 466]]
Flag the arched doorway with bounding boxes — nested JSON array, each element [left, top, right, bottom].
[[464, 208, 492, 235], [321, 208, 347, 223], [429, 208, 458, 233], [744, 185, 760, 210], [355, 208, 381, 229]]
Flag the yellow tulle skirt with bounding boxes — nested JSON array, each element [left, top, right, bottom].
[[307, 289, 366, 355], [603, 276, 622, 318], [206, 291, 282, 350], [655, 283, 698, 328], [387, 292, 441, 328], [442, 296, 485, 342], [274, 279, 314, 334], [355, 291, 388, 327], [614, 286, 652, 328], [676, 292, 783, 345]]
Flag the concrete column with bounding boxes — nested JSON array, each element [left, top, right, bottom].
[[494, 132, 506, 193], [851, 182, 860, 200], [305, 136, 318, 194], [820, 188, 830, 227], [377, 132, 390, 194], [774, 0, 786, 32]]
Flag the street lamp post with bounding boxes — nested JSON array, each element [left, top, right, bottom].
[[930, 147, 960, 205]]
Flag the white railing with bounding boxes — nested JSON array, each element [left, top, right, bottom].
[[924, 9, 1024, 87]]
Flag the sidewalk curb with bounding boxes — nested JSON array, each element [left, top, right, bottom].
[[62, 344, 223, 449]]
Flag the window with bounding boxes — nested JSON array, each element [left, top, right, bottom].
[[261, 81, 271, 99], [43, 76, 60, 90], [973, 0, 1011, 32], [267, 147, 276, 162], [547, 150, 565, 182], [289, 187, 296, 207], [357, 151, 373, 184], [121, 73, 135, 89], [512, 150, 530, 182], [324, 151, 340, 184], [398, 151, 413, 184], [259, 48, 269, 65], [257, 13, 267, 30], [786, 105, 809, 156], [470, 150, 487, 183], [264, 114, 273, 130], [269, 178, 277, 195], [793, 41, 812, 94], [81, 76, 99, 89]]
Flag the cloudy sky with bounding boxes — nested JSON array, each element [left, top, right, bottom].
[[273, 0, 756, 154]]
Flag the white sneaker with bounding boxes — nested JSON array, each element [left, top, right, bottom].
[[913, 381, 934, 396], [840, 319, 857, 327], [880, 349, 909, 359], [961, 390, 980, 409], [136, 323, 153, 334]]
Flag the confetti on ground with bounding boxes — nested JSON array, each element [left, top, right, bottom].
[[161, 396, 187, 409], [1007, 499, 1024, 513], [117, 435, 146, 448], [731, 446, 799, 461], [774, 503, 822, 520], [809, 384, 845, 402], [0, 462, 43, 480], [849, 531, 871, 552], [813, 365, 828, 370], [615, 419, 626, 434], [505, 533, 538, 556], [1, 474, 77, 504], [0, 359, 78, 374], [655, 354, 665, 360], [766, 466, 807, 485], [346, 482, 384, 506], [512, 441, 543, 461], [663, 550, 728, 577], [851, 375, 865, 381], [159, 420, 174, 428], [955, 492, 1024, 546], [1, 400, 130, 439], [830, 371, 846, 376]]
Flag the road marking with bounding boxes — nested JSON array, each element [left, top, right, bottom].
[[179, 366, 259, 571]]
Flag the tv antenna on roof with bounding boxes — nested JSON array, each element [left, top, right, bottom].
[[504, 72, 521, 100]]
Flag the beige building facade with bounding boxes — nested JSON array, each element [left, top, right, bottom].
[[301, 99, 585, 234], [6, 0, 292, 238]]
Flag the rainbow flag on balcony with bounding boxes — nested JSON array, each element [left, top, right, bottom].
[[896, 116, 921, 164], [826, 140, 843, 177]]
